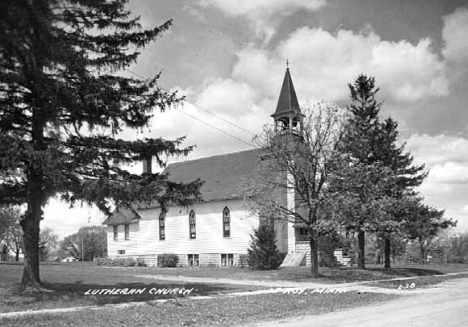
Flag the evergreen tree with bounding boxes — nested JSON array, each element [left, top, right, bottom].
[[338, 74, 426, 269], [0, 0, 202, 287], [247, 223, 283, 270], [405, 202, 456, 264], [337, 75, 386, 269]]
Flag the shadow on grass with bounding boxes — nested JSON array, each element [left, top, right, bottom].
[[39, 281, 241, 305], [0, 281, 248, 313]]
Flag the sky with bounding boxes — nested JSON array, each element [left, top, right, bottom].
[[43, 0, 468, 237]]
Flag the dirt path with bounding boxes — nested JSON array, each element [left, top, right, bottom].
[[242, 277, 468, 327], [135, 271, 468, 294]]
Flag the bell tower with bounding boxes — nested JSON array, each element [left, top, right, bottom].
[[271, 64, 304, 136]]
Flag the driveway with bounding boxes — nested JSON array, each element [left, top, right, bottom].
[[240, 277, 468, 327]]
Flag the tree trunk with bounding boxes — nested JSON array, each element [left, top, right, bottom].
[[419, 238, 426, 265], [357, 229, 365, 269], [309, 237, 320, 277], [15, 249, 20, 262], [376, 252, 381, 264], [420, 246, 426, 265], [384, 237, 391, 268], [20, 187, 45, 287], [21, 215, 41, 286]]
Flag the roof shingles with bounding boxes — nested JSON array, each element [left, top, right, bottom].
[[164, 149, 261, 202]]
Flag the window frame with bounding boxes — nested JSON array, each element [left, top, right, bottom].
[[222, 206, 231, 237], [113, 225, 118, 241], [188, 254, 199, 266], [221, 253, 234, 266], [189, 210, 196, 239], [159, 212, 166, 241], [124, 224, 130, 240]]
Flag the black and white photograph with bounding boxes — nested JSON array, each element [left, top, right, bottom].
[[1, 0, 468, 326]]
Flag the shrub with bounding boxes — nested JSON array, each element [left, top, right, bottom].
[[247, 223, 283, 270], [238, 254, 248, 269], [136, 258, 147, 267], [111, 258, 124, 266], [158, 253, 179, 267], [123, 257, 137, 267], [94, 258, 113, 266], [94, 257, 147, 267]]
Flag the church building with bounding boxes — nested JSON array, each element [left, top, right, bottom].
[[103, 68, 312, 267]]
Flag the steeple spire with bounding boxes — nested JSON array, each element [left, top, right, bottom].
[[271, 65, 304, 135]]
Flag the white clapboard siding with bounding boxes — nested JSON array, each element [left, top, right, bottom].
[[107, 223, 139, 256], [136, 199, 259, 255], [286, 171, 296, 252]]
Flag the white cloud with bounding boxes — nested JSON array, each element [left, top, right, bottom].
[[428, 162, 468, 184], [195, 78, 260, 118], [229, 27, 449, 104], [405, 134, 468, 168], [232, 48, 276, 94], [42, 199, 106, 239], [199, 0, 325, 17], [442, 7, 468, 62], [199, 0, 326, 44], [275, 27, 448, 103], [406, 134, 468, 227]]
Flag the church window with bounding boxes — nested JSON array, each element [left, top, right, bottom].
[[223, 207, 230, 237], [188, 254, 199, 266], [113, 225, 118, 241], [124, 224, 130, 240], [189, 210, 196, 239], [296, 228, 310, 242], [221, 254, 234, 266], [159, 212, 165, 240]]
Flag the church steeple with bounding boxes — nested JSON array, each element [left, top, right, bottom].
[[271, 65, 304, 135]]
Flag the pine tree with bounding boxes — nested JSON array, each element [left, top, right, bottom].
[[338, 74, 426, 269], [338, 75, 385, 269], [405, 202, 456, 264], [0, 0, 202, 287], [247, 223, 283, 270], [375, 117, 426, 268]]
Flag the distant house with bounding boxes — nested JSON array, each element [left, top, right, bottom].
[[61, 256, 78, 263], [103, 68, 311, 267]]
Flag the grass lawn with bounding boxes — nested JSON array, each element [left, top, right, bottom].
[[0, 263, 263, 314], [1, 291, 398, 327], [370, 272, 468, 289], [1, 261, 467, 325], [115, 262, 468, 283]]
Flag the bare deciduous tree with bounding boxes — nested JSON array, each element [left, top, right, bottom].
[[243, 102, 346, 277]]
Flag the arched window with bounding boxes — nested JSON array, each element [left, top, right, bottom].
[[159, 212, 165, 240], [189, 210, 196, 239], [223, 207, 230, 237]]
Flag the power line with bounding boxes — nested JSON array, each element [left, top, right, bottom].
[[182, 99, 255, 136], [126, 69, 255, 136], [174, 107, 257, 149], [125, 69, 258, 147]]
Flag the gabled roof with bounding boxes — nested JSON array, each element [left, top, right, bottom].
[[271, 68, 301, 118], [163, 149, 261, 203], [102, 149, 262, 223]]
